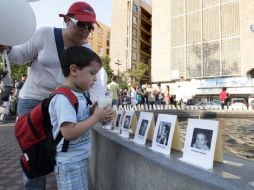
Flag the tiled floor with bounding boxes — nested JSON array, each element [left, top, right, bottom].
[[0, 122, 57, 190]]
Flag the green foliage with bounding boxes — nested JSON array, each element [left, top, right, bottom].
[[101, 56, 114, 80], [118, 72, 129, 89], [11, 64, 30, 80], [125, 63, 150, 85]]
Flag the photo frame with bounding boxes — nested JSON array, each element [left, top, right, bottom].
[[180, 119, 223, 170], [112, 110, 125, 133], [133, 112, 154, 145], [150, 114, 180, 156], [119, 110, 135, 139]]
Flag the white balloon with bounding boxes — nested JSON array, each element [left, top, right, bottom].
[[0, 0, 36, 46]]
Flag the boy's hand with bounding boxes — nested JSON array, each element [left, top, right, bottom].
[[92, 106, 114, 123]]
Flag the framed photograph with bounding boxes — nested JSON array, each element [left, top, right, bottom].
[[156, 121, 171, 146], [138, 119, 148, 136], [123, 115, 131, 129], [180, 119, 219, 170], [120, 110, 134, 139], [112, 110, 125, 133], [191, 128, 213, 151], [150, 114, 177, 155], [133, 112, 154, 145], [116, 113, 122, 128]]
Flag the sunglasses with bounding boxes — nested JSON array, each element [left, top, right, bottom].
[[68, 17, 94, 32]]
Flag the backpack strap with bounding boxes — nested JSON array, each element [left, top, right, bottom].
[[50, 87, 79, 152], [54, 28, 65, 61], [83, 90, 93, 106]]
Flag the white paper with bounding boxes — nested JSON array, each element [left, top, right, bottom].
[[150, 114, 177, 156], [119, 111, 134, 139], [180, 119, 218, 169], [133, 112, 153, 145]]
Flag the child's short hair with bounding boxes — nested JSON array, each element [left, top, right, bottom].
[[1, 96, 9, 101], [61, 46, 102, 77]]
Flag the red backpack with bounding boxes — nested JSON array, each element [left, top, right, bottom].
[[15, 87, 78, 179]]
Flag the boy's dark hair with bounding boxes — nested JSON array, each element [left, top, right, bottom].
[[2, 96, 9, 101], [61, 46, 102, 77]]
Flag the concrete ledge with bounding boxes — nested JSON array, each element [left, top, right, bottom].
[[91, 126, 254, 190]]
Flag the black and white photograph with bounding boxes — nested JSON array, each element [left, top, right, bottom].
[[123, 115, 131, 129], [116, 114, 121, 128], [191, 128, 213, 151], [138, 119, 148, 136], [156, 121, 171, 146]]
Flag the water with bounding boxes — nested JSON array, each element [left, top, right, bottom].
[[178, 118, 254, 161]]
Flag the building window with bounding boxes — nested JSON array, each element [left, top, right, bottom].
[[97, 45, 102, 54], [98, 28, 103, 35], [106, 49, 110, 56], [132, 39, 137, 48], [132, 28, 137, 38], [133, 16, 138, 25], [107, 31, 110, 39], [132, 51, 137, 61], [107, 40, 110, 47], [98, 36, 103, 44], [133, 4, 138, 14]]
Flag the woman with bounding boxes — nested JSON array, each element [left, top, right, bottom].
[[0, 2, 102, 189], [130, 84, 138, 106], [164, 85, 171, 107]]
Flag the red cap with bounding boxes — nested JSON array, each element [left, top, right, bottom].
[[59, 2, 98, 24]]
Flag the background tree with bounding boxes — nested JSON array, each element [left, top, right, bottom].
[[124, 63, 150, 85], [0, 53, 30, 81], [101, 56, 114, 81]]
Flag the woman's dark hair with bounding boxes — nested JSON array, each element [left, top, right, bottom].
[[60, 46, 102, 77]]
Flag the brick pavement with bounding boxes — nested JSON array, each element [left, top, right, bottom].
[[0, 121, 57, 190]]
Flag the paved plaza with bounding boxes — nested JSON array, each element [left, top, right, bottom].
[[0, 121, 57, 190]]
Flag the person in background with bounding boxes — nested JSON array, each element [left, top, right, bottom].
[[143, 87, 149, 108], [164, 85, 171, 108], [107, 75, 120, 107], [225, 92, 230, 109], [0, 64, 12, 105], [155, 83, 164, 106], [0, 1, 103, 189], [136, 86, 144, 106], [146, 84, 155, 109], [219, 87, 228, 110], [15, 74, 27, 103], [130, 84, 138, 106], [0, 96, 10, 123]]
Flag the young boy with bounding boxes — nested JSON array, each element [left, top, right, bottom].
[[49, 46, 114, 189], [192, 132, 210, 151]]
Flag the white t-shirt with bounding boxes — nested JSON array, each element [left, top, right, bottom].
[[89, 67, 108, 103], [49, 90, 91, 163], [8, 27, 107, 101], [2, 101, 10, 115]]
